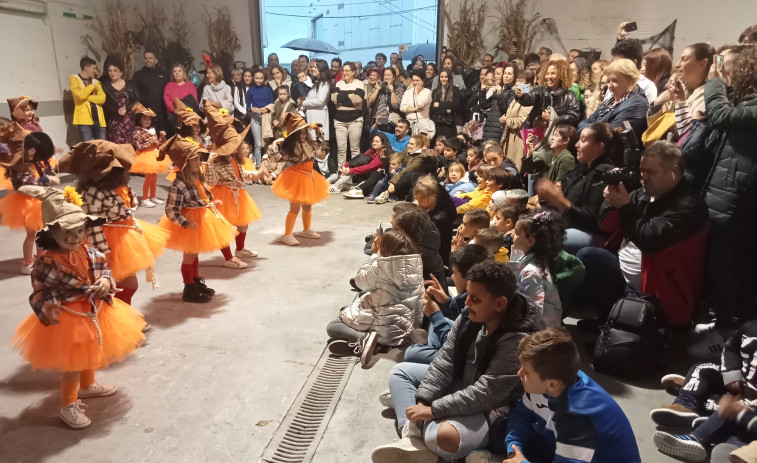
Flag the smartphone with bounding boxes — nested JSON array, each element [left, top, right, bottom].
[[717, 54, 725, 69], [624, 21, 638, 33], [518, 83, 531, 94], [484, 78, 495, 87], [376, 221, 383, 236], [399, 44, 409, 52]]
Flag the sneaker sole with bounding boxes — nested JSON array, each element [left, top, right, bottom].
[[59, 413, 91, 429], [78, 387, 117, 399], [379, 392, 394, 409], [361, 332, 378, 368], [327, 341, 357, 357], [661, 374, 685, 396], [371, 446, 437, 463], [653, 431, 707, 461], [650, 408, 699, 428]]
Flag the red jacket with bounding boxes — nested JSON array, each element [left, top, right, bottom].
[[347, 149, 386, 176]]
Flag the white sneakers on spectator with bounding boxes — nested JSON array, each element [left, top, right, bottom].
[[371, 420, 437, 463], [59, 400, 91, 429], [141, 198, 156, 208], [465, 450, 505, 463], [693, 321, 715, 334], [343, 187, 364, 199], [375, 191, 390, 204], [688, 329, 727, 359], [379, 390, 393, 409]]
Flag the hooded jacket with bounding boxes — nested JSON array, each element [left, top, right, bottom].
[[339, 253, 424, 346], [415, 293, 546, 422], [517, 86, 581, 128]]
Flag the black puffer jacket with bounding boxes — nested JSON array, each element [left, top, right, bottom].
[[480, 86, 515, 142], [702, 78, 757, 228], [428, 183, 457, 265], [559, 154, 615, 234], [517, 86, 581, 128]]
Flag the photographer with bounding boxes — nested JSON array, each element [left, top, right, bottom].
[[536, 122, 615, 255], [575, 141, 709, 330]]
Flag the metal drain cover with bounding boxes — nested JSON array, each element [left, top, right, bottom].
[[259, 352, 358, 463]]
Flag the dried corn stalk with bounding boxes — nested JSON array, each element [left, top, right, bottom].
[[87, 0, 139, 77], [202, 6, 241, 75], [136, 1, 168, 61], [443, 0, 486, 68], [492, 0, 543, 57], [165, 2, 194, 72]]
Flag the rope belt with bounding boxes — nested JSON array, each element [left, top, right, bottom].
[[59, 298, 104, 347]]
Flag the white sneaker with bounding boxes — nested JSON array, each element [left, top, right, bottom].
[[59, 400, 91, 429], [360, 331, 378, 368], [688, 330, 726, 359], [150, 197, 164, 205], [297, 229, 321, 239], [372, 421, 436, 463], [693, 321, 715, 334], [343, 187, 365, 199], [466, 450, 505, 463], [78, 382, 117, 398], [141, 198, 156, 208], [223, 257, 248, 269], [281, 234, 299, 246], [379, 390, 394, 409]]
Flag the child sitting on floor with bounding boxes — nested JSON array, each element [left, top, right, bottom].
[[369, 152, 404, 204], [404, 244, 492, 364], [476, 226, 509, 263], [327, 229, 423, 368], [456, 166, 512, 214], [444, 161, 467, 194], [493, 203, 523, 255], [507, 210, 564, 327], [433, 136, 446, 157], [449, 145, 482, 196], [506, 188, 530, 211], [451, 208, 490, 253], [313, 142, 339, 184]]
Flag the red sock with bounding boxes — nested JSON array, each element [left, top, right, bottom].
[[221, 247, 233, 261], [235, 232, 246, 251], [181, 264, 193, 284], [193, 257, 199, 278], [115, 287, 137, 304]]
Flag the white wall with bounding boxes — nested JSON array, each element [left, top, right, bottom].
[[445, 0, 757, 65]]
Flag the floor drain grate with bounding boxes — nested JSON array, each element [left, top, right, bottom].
[[259, 352, 357, 463]]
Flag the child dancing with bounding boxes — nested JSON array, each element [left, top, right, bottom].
[[11, 186, 146, 429], [157, 135, 238, 302], [270, 113, 330, 246]]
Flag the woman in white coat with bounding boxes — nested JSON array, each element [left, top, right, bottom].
[[400, 69, 435, 139], [298, 59, 332, 140]]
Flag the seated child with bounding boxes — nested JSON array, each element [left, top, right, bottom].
[[443, 162, 467, 194], [456, 166, 510, 214], [369, 152, 404, 203], [433, 136, 446, 157], [497, 327, 640, 463], [393, 203, 446, 286], [313, 142, 339, 184], [493, 203, 524, 254], [476, 227, 509, 263], [451, 208, 490, 252], [372, 261, 545, 462], [327, 229, 423, 368], [484, 143, 519, 176], [487, 190, 508, 222], [505, 188, 529, 210], [260, 143, 287, 185], [271, 86, 297, 139], [449, 145, 482, 196], [651, 320, 757, 462], [435, 138, 465, 179], [507, 211, 564, 327], [404, 244, 492, 364]]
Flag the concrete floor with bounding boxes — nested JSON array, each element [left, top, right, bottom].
[[0, 176, 692, 462]]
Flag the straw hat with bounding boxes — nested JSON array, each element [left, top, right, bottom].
[[173, 97, 202, 128], [203, 100, 250, 156], [131, 102, 157, 117], [58, 140, 136, 183], [157, 134, 208, 171], [280, 112, 322, 143], [0, 122, 54, 168], [7, 96, 38, 122], [17, 185, 105, 231]]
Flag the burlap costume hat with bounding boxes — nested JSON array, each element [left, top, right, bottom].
[[0, 122, 54, 168], [7, 96, 38, 122], [173, 97, 202, 128], [131, 102, 157, 117], [17, 185, 105, 231], [203, 100, 250, 156], [280, 112, 322, 143], [58, 140, 136, 183], [157, 134, 208, 171]]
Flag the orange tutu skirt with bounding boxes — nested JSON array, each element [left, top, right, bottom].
[[12, 298, 146, 372], [210, 185, 262, 226], [272, 162, 329, 205], [0, 167, 12, 190], [242, 157, 256, 170], [103, 219, 169, 281], [158, 207, 237, 254], [131, 148, 171, 175], [0, 191, 43, 230]]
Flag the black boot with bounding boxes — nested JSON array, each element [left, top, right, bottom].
[[194, 277, 215, 295], [183, 283, 212, 303]]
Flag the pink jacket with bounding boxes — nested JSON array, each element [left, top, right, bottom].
[[163, 82, 198, 113]]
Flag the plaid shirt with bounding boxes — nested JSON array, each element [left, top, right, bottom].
[[81, 187, 136, 254], [165, 178, 213, 228], [29, 245, 114, 326], [9, 161, 56, 190], [204, 155, 245, 189], [132, 127, 156, 151]]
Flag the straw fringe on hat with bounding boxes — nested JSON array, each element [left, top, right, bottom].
[[0, 122, 53, 169], [157, 134, 207, 171], [7, 96, 38, 122], [58, 140, 136, 183], [173, 97, 202, 128], [131, 102, 157, 117], [18, 185, 105, 231], [203, 100, 250, 156]]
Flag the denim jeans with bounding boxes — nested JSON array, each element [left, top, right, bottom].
[[404, 312, 453, 364], [334, 118, 363, 167], [692, 410, 749, 447], [78, 124, 107, 142], [250, 114, 263, 167], [575, 247, 627, 320], [370, 173, 391, 197]]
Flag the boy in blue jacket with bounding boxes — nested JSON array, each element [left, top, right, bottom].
[[503, 327, 640, 463]]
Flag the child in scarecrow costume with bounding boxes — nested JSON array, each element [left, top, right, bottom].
[[166, 98, 205, 182], [157, 134, 238, 302], [202, 100, 264, 267], [130, 102, 169, 207], [58, 140, 169, 311], [11, 185, 146, 430], [0, 121, 59, 273], [271, 113, 330, 246]]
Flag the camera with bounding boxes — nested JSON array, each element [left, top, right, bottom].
[[598, 167, 637, 186], [617, 124, 641, 168], [380, 80, 388, 90]]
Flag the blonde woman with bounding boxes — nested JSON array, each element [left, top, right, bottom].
[[200, 65, 234, 113]]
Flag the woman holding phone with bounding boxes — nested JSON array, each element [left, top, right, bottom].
[[515, 59, 581, 128]]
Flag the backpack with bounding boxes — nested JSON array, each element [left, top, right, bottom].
[[593, 293, 667, 379]]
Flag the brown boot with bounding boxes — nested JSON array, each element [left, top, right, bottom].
[[661, 374, 685, 396], [650, 403, 700, 428]]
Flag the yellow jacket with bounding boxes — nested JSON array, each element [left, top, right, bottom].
[[69, 74, 106, 126], [456, 187, 493, 214], [494, 247, 510, 263]]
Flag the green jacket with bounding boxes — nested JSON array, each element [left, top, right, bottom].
[[547, 149, 576, 182]]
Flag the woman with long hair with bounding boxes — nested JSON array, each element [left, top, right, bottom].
[[641, 48, 673, 96], [299, 59, 333, 141], [515, 59, 581, 128], [430, 70, 461, 142], [102, 60, 138, 144]]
